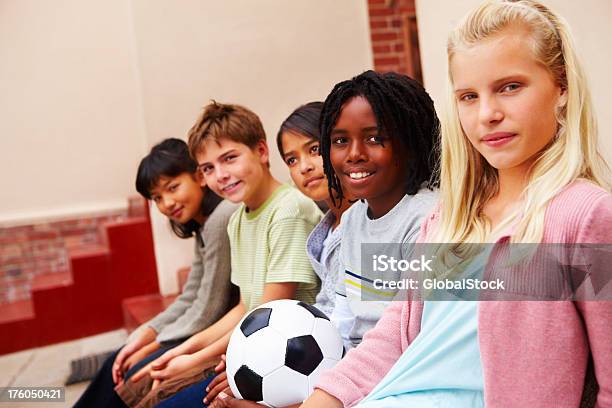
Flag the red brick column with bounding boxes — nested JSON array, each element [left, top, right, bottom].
[[367, 0, 423, 83]]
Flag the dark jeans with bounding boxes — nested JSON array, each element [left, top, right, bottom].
[[154, 376, 215, 407], [73, 340, 182, 408]]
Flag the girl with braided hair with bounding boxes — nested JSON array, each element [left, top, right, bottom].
[[316, 70, 439, 353]]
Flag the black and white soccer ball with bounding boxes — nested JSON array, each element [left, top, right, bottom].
[[226, 299, 343, 407]]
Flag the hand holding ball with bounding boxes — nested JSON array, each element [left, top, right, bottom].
[[226, 300, 344, 407]]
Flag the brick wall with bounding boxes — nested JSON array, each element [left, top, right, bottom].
[[367, 0, 423, 82], [0, 211, 128, 304]]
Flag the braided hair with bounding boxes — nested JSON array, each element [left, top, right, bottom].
[[320, 70, 440, 206]]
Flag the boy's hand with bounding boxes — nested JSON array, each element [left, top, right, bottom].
[[128, 361, 154, 383], [130, 345, 182, 383], [150, 347, 180, 370], [112, 344, 138, 384], [112, 327, 157, 384], [118, 341, 160, 385], [149, 354, 195, 382]]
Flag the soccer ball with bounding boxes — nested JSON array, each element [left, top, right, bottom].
[[226, 299, 344, 407]]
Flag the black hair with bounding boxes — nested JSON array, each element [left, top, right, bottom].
[[135, 138, 222, 240], [276, 101, 324, 157], [320, 70, 440, 206]]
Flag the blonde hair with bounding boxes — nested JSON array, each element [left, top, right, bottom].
[[434, 0, 611, 244]]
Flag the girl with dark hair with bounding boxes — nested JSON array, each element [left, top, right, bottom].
[[75, 138, 239, 408], [276, 101, 350, 317], [318, 70, 439, 348], [298, 70, 440, 407]]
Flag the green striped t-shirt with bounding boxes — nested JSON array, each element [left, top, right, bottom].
[[228, 184, 322, 311]]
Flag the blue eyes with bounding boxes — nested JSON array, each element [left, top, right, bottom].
[[502, 83, 521, 92], [459, 83, 522, 102]]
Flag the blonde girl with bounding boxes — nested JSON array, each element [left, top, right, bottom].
[[302, 1, 612, 407]]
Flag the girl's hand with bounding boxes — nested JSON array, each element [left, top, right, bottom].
[[300, 390, 342, 408], [211, 391, 300, 408], [204, 355, 228, 404], [204, 372, 228, 404], [149, 354, 196, 382], [209, 389, 266, 408]]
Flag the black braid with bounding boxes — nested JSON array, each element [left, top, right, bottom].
[[320, 70, 440, 207]]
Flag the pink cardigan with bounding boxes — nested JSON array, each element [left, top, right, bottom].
[[317, 180, 612, 407]]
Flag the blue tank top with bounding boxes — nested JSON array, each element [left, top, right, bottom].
[[357, 250, 487, 407]]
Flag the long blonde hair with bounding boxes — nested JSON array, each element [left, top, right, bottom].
[[434, 0, 611, 244]]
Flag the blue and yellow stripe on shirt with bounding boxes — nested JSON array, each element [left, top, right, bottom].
[[343, 269, 397, 301]]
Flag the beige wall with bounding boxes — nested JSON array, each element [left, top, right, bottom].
[[0, 0, 373, 293], [416, 0, 612, 162], [130, 0, 373, 179], [131, 0, 373, 293], [0, 0, 147, 225]]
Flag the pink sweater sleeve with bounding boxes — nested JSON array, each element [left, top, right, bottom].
[[315, 207, 438, 406], [574, 192, 612, 407], [315, 300, 406, 407]]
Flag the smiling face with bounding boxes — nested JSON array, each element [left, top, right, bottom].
[[195, 138, 269, 209], [329, 96, 406, 218], [451, 26, 566, 176], [149, 172, 204, 224], [280, 131, 328, 202]]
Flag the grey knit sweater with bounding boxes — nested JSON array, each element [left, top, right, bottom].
[[148, 199, 239, 343], [336, 189, 438, 348]]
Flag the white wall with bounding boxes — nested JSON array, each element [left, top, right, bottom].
[[416, 0, 612, 161]]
